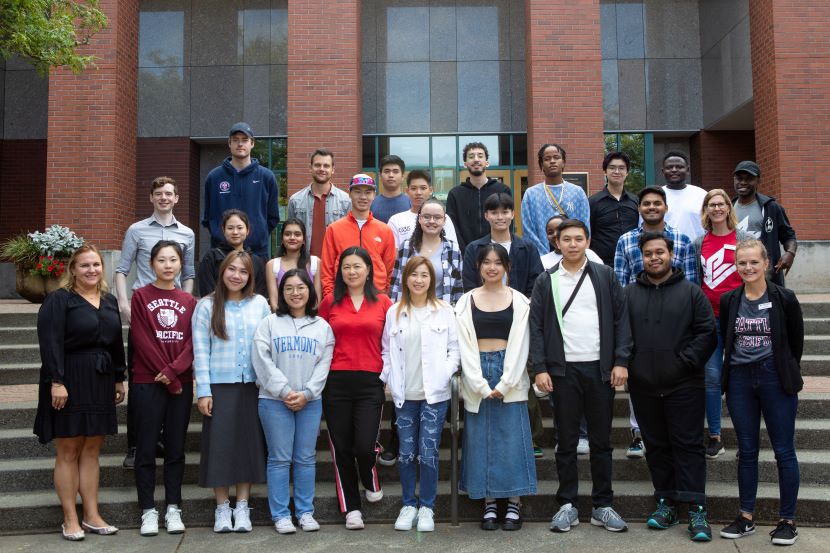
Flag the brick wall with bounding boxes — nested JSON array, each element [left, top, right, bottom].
[[44, 0, 139, 250], [690, 130, 755, 192], [0, 140, 47, 242], [286, 0, 362, 194], [524, 0, 606, 194], [135, 138, 200, 231], [750, 1, 830, 240]]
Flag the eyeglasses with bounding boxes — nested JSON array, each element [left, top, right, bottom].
[[707, 202, 727, 209], [284, 285, 308, 294], [419, 214, 445, 222], [606, 165, 627, 173]]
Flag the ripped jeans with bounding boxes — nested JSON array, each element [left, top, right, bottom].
[[395, 399, 449, 509]]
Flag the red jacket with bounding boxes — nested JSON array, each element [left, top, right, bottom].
[[321, 211, 396, 295]]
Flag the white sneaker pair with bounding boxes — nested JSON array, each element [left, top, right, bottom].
[[214, 500, 252, 533], [140, 505, 185, 536], [274, 512, 320, 534], [394, 505, 435, 532]]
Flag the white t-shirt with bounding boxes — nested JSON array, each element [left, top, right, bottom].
[[541, 249, 603, 271], [662, 185, 707, 241], [388, 210, 458, 248], [404, 306, 429, 401]]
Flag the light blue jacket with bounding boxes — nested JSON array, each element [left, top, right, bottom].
[[192, 294, 271, 398]]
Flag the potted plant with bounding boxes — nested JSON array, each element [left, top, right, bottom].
[[1, 225, 84, 303]]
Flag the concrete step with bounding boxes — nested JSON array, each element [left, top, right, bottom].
[[805, 318, 830, 334], [1, 479, 828, 534], [0, 326, 129, 344], [802, 356, 830, 377], [4, 418, 830, 460], [0, 313, 38, 328], [802, 302, 830, 318], [805, 336, 830, 355], [2, 448, 827, 495]]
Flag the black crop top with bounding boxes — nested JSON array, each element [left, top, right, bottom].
[[471, 297, 513, 340]]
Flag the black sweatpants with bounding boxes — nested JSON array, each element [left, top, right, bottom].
[[630, 386, 706, 506], [131, 382, 193, 510], [322, 370, 385, 513], [551, 361, 615, 508]]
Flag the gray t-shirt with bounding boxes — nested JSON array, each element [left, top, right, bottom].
[[404, 306, 429, 401], [735, 199, 763, 239], [730, 290, 773, 365], [429, 248, 444, 287]]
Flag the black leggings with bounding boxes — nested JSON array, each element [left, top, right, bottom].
[[322, 371, 385, 513]]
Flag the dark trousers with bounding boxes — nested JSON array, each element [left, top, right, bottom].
[[630, 386, 706, 506], [322, 371, 385, 513], [132, 382, 192, 510], [126, 330, 135, 449], [551, 361, 614, 507]]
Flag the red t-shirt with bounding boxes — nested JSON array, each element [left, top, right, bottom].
[[129, 285, 197, 393], [318, 292, 392, 373], [700, 230, 743, 317]]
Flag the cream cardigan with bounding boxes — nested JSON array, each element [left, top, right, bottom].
[[454, 288, 530, 413]]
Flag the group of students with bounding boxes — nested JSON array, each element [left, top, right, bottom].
[[32, 144, 803, 546]]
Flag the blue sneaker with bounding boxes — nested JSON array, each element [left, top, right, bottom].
[[647, 498, 678, 529], [688, 506, 712, 542]]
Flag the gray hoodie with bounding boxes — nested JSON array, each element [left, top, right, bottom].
[[252, 314, 335, 402]]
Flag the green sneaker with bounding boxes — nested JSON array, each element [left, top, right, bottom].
[[688, 505, 712, 542], [647, 498, 678, 529]]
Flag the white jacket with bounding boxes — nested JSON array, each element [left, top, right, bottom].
[[380, 301, 460, 408], [454, 288, 530, 413]]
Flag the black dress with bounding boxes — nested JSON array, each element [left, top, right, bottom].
[[33, 288, 126, 444]]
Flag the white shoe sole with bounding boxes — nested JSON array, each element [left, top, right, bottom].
[[550, 518, 579, 532], [590, 517, 627, 532], [140, 528, 159, 537]]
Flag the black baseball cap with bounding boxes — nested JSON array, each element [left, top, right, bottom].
[[734, 160, 760, 177], [229, 122, 254, 139], [638, 186, 667, 201]]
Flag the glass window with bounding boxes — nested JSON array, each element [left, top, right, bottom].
[[459, 135, 501, 166], [432, 136, 456, 167], [139, 11, 184, 67], [389, 136, 429, 167]]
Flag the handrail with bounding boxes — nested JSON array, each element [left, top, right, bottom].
[[449, 368, 462, 527]]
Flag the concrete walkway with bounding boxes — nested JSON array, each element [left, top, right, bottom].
[[2, 523, 827, 553]]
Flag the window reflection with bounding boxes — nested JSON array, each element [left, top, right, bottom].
[[139, 11, 184, 67]]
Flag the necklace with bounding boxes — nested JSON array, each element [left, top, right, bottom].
[[543, 182, 567, 215]]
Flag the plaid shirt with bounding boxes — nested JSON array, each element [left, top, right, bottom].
[[390, 238, 463, 306], [193, 294, 271, 398], [613, 223, 698, 286]]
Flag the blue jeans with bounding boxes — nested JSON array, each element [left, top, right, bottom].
[[726, 358, 799, 520], [258, 398, 322, 520], [704, 317, 724, 437], [395, 400, 449, 509]]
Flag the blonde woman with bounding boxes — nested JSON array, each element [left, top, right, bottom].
[[34, 245, 126, 540]]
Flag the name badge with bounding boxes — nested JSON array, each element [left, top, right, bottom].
[[758, 302, 772, 310]]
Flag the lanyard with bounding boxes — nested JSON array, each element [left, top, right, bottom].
[[551, 265, 589, 329], [544, 184, 567, 216]]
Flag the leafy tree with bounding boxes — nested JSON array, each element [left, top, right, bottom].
[[0, 0, 107, 76]]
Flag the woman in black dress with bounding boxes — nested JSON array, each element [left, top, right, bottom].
[[34, 244, 126, 540]]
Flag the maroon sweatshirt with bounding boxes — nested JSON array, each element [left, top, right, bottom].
[[130, 284, 197, 394]]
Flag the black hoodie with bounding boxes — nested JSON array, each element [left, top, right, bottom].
[[624, 268, 717, 396], [446, 177, 511, 251], [197, 242, 268, 298]]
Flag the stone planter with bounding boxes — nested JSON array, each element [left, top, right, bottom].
[[15, 267, 61, 303]]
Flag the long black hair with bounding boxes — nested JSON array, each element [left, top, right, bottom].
[[276, 267, 318, 317], [410, 197, 446, 252], [278, 217, 311, 270], [476, 242, 511, 276], [333, 246, 379, 305]]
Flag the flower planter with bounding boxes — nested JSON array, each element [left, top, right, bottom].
[[15, 267, 61, 304]]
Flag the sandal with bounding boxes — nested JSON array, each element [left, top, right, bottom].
[[502, 501, 523, 531]]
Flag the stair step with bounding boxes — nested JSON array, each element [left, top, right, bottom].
[[805, 318, 830, 334], [1, 479, 827, 533]]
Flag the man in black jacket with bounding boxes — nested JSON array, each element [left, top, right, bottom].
[[531, 219, 632, 534], [624, 232, 717, 541], [446, 142, 511, 251], [732, 161, 797, 285]]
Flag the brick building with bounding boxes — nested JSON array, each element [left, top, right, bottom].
[[1, 0, 828, 292]]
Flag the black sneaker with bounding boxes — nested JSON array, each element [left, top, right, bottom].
[[481, 501, 499, 531], [122, 447, 136, 469], [378, 449, 397, 467], [770, 520, 798, 546], [720, 515, 755, 539], [647, 498, 678, 529], [502, 501, 522, 531], [687, 505, 712, 542], [705, 437, 725, 459]]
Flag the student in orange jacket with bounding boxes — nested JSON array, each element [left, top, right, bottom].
[[321, 174, 397, 296]]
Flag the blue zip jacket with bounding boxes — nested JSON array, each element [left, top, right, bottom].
[[202, 157, 279, 258]]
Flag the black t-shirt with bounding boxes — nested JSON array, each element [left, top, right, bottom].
[[589, 188, 639, 266]]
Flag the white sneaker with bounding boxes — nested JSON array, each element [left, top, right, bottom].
[[274, 517, 296, 534], [394, 506, 418, 531], [233, 500, 252, 533], [417, 507, 435, 532], [214, 501, 233, 533], [164, 505, 185, 534], [140, 509, 159, 536], [298, 512, 320, 532], [365, 488, 384, 503], [345, 510, 364, 530], [577, 438, 590, 455]]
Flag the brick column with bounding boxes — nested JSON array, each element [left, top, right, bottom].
[[44, 0, 138, 249], [749, 1, 830, 240], [524, 0, 605, 194], [689, 130, 755, 192], [286, 0, 362, 194]]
